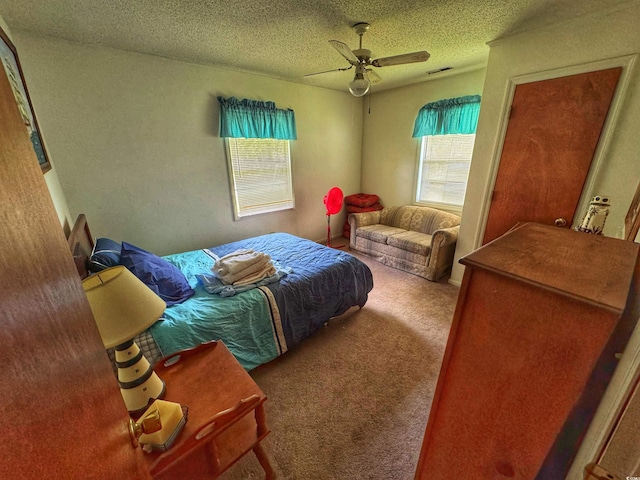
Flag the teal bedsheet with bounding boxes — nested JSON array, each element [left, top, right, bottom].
[[150, 249, 281, 370]]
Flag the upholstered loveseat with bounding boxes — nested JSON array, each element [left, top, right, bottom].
[[348, 205, 461, 281]]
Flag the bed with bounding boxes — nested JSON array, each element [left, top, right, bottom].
[[68, 214, 374, 370]]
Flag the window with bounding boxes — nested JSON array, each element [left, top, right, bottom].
[[226, 137, 294, 219], [412, 94, 481, 211], [415, 133, 475, 209]]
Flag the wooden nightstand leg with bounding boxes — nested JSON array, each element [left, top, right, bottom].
[[253, 404, 274, 478], [253, 442, 274, 479], [255, 404, 268, 437]]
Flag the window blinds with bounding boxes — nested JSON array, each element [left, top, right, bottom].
[[227, 138, 294, 218]]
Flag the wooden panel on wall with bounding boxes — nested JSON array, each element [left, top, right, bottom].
[[0, 50, 149, 479]]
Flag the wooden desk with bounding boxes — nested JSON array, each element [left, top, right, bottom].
[[141, 341, 274, 479]]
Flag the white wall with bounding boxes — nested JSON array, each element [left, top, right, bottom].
[[11, 0, 639, 275], [361, 68, 486, 209], [0, 11, 7, 34], [12, 32, 364, 255], [0, 16, 72, 233], [452, 1, 640, 284]]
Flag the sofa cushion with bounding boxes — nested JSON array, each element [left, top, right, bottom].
[[355, 236, 429, 266], [345, 202, 383, 213], [357, 224, 407, 244], [380, 206, 414, 230], [344, 193, 380, 208], [409, 207, 461, 234], [386, 231, 433, 256]]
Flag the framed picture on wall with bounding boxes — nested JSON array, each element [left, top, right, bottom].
[[0, 25, 51, 173]]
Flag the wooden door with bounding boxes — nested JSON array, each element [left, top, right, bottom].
[[482, 67, 621, 244], [0, 54, 149, 478]]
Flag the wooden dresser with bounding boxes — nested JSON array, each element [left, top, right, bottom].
[[415, 223, 640, 479]]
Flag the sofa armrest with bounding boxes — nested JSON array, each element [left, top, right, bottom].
[[426, 225, 460, 281], [431, 226, 459, 248], [348, 211, 382, 248]]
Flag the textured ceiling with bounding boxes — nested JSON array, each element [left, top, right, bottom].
[[0, 0, 634, 93]]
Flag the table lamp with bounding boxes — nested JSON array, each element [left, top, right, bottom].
[[82, 265, 167, 415]]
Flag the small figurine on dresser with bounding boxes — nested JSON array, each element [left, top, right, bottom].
[[576, 195, 611, 235]]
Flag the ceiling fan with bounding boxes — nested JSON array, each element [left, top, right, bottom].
[[305, 22, 430, 97]]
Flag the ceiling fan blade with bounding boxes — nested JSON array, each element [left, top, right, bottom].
[[365, 68, 382, 85], [304, 65, 353, 78], [329, 40, 360, 65], [371, 51, 430, 67]]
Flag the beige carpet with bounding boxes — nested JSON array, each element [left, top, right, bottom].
[[222, 247, 459, 479]]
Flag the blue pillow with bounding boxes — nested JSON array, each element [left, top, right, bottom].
[[89, 237, 122, 272], [120, 242, 195, 306]]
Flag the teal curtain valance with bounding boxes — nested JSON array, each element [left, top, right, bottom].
[[412, 95, 481, 137], [217, 96, 297, 140]]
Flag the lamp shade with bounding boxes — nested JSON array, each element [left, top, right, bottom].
[[82, 266, 166, 348]]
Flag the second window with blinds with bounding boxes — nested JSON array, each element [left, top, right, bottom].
[[226, 138, 295, 220], [415, 133, 475, 212]]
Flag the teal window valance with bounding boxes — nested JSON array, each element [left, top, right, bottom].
[[412, 95, 481, 137], [217, 96, 297, 140]]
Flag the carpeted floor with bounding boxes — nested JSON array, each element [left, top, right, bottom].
[[221, 246, 460, 479]]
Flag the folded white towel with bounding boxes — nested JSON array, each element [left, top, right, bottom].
[[219, 256, 271, 285], [212, 249, 261, 275], [232, 264, 277, 286], [212, 249, 273, 285]]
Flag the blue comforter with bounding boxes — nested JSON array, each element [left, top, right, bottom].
[[151, 233, 373, 370]]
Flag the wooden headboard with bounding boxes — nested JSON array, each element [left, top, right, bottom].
[[67, 214, 94, 279]]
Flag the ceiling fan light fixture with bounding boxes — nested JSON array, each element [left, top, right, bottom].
[[349, 77, 370, 97], [349, 67, 370, 97], [307, 22, 430, 96]]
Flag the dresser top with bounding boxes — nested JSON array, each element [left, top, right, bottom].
[[461, 223, 639, 312]]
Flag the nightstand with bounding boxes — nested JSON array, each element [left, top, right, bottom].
[[141, 341, 274, 479]]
